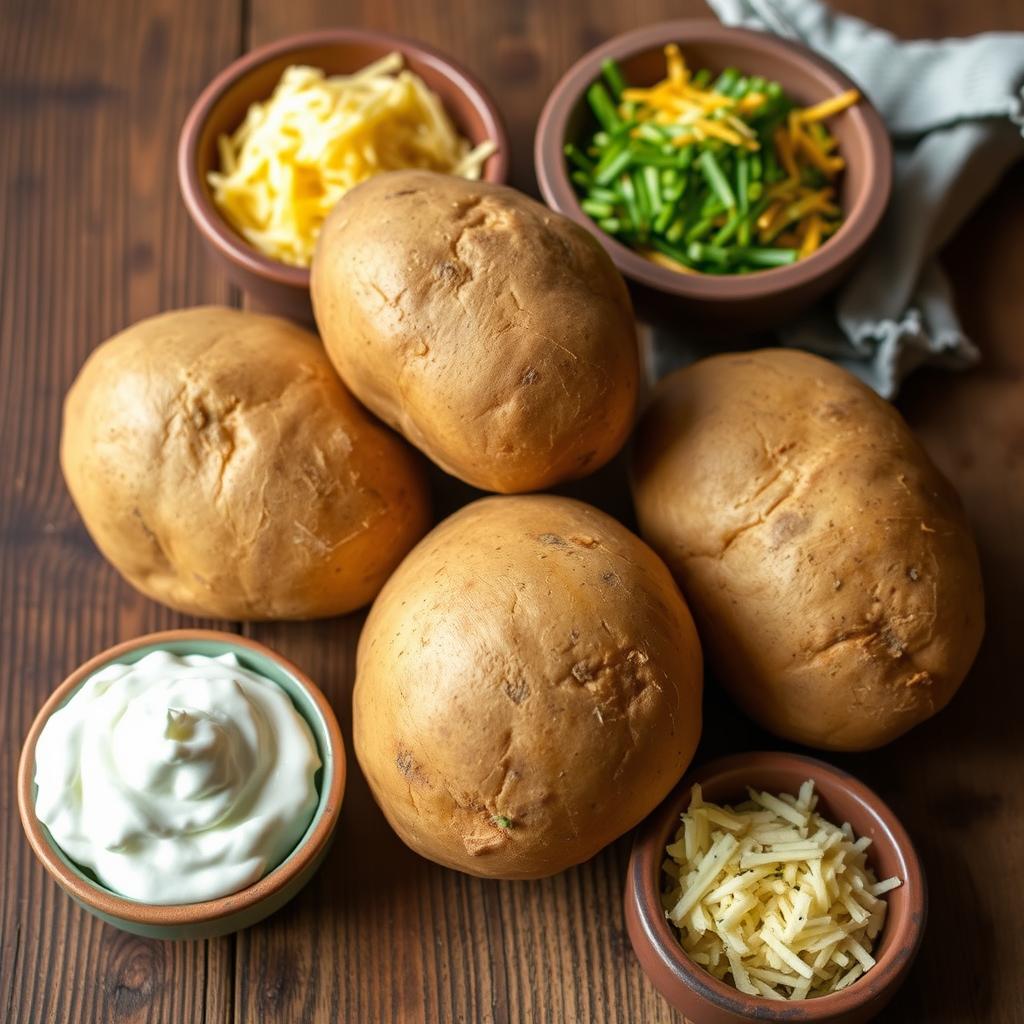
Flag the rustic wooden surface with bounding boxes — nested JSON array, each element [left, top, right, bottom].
[[1, 0, 1022, 1021]]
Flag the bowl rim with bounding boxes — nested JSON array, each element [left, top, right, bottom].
[[535, 19, 893, 301], [17, 628, 346, 927], [626, 750, 927, 1019], [177, 27, 511, 289]]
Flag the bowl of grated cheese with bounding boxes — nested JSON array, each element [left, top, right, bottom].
[[179, 29, 508, 323], [625, 751, 925, 1023]]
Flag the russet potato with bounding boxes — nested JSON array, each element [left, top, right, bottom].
[[61, 306, 430, 620], [311, 170, 639, 493], [631, 349, 984, 751], [353, 494, 703, 878]]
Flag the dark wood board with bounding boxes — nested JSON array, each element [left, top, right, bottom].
[[1, 1, 1021, 1022]]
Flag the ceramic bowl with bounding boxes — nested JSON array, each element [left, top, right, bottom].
[[535, 21, 892, 326], [18, 630, 346, 940], [178, 29, 509, 323], [625, 751, 925, 1023]]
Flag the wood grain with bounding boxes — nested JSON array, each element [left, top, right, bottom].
[[0, 1, 239, 1021], [2, 0, 1022, 1021]]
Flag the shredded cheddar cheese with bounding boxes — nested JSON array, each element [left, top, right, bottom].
[[662, 781, 902, 1000], [208, 56, 497, 266]]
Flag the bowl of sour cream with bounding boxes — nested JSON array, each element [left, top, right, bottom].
[[17, 630, 345, 939]]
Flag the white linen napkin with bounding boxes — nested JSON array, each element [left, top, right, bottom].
[[700, 0, 1024, 395]]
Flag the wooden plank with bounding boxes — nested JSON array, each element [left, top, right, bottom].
[[0, 0, 240, 1020]]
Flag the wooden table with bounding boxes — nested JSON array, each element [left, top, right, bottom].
[[2, 1, 1022, 1021]]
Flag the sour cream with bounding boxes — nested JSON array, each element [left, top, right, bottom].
[[34, 650, 320, 904]]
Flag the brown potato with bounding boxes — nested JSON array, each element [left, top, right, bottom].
[[311, 170, 639, 493], [353, 494, 703, 879], [631, 349, 984, 751], [61, 306, 430, 620]]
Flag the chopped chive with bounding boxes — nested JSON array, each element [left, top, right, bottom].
[[736, 154, 750, 214], [597, 216, 623, 234], [587, 82, 621, 132], [712, 210, 744, 246], [653, 197, 677, 234], [643, 165, 663, 216], [651, 236, 697, 267], [564, 143, 595, 174], [691, 68, 712, 88], [601, 58, 627, 98], [570, 170, 591, 189], [737, 246, 799, 267], [665, 217, 686, 244], [636, 123, 665, 145], [594, 143, 631, 185], [581, 198, 615, 218], [699, 150, 737, 209], [632, 169, 652, 229], [713, 67, 740, 95], [730, 76, 750, 98], [687, 241, 731, 265], [618, 174, 643, 234], [685, 215, 717, 243]]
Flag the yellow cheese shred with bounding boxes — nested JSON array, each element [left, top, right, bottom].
[[208, 56, 497, 267], [662, 781, 902, 1000]]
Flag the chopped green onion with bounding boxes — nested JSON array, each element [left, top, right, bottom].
[[587, 82, 620, 132], [601, 58, 627, 98], [643, 165, 663, 217], [564, 143, 595, 175], [699, 150, 737, 209], [581, 198, 615, 218], [737, 154, 750, 214], [737, 246, 799, 267], [594, 142, 631, 185], [713, 68, 740, 95]]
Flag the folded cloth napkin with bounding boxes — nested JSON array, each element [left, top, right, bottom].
[[696, 0, 1024, 396]]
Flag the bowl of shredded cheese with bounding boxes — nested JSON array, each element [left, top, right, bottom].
[[625, 752, 925, 1023], [535, 21, 891, 325], [179, 29, 508, 322]]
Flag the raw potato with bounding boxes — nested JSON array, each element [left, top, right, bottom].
[[631, 349, 984, 751], [354, 495, 702, 878], [311, 170, 639, 493], [61, 306, 431, 620]]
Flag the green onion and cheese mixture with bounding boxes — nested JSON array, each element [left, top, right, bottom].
[[566, 45, 860, 275]]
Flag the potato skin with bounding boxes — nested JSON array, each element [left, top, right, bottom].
[[61, 306, 430, 620], [353, 495, 702, 879], [311, 170, 639, 493], [631, 349, 984, 751]]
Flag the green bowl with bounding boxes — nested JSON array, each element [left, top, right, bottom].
[[18, 630, 346, 940]]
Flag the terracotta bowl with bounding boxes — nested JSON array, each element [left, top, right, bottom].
[[18, 630, 346, 940], [535, 21, 892, 326], [625, 752, 925, 1023], [178, 29, 509, 323]]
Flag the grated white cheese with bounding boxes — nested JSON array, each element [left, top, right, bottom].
[[208, 55, 498, 267], [662, 781, 902, 1000]]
